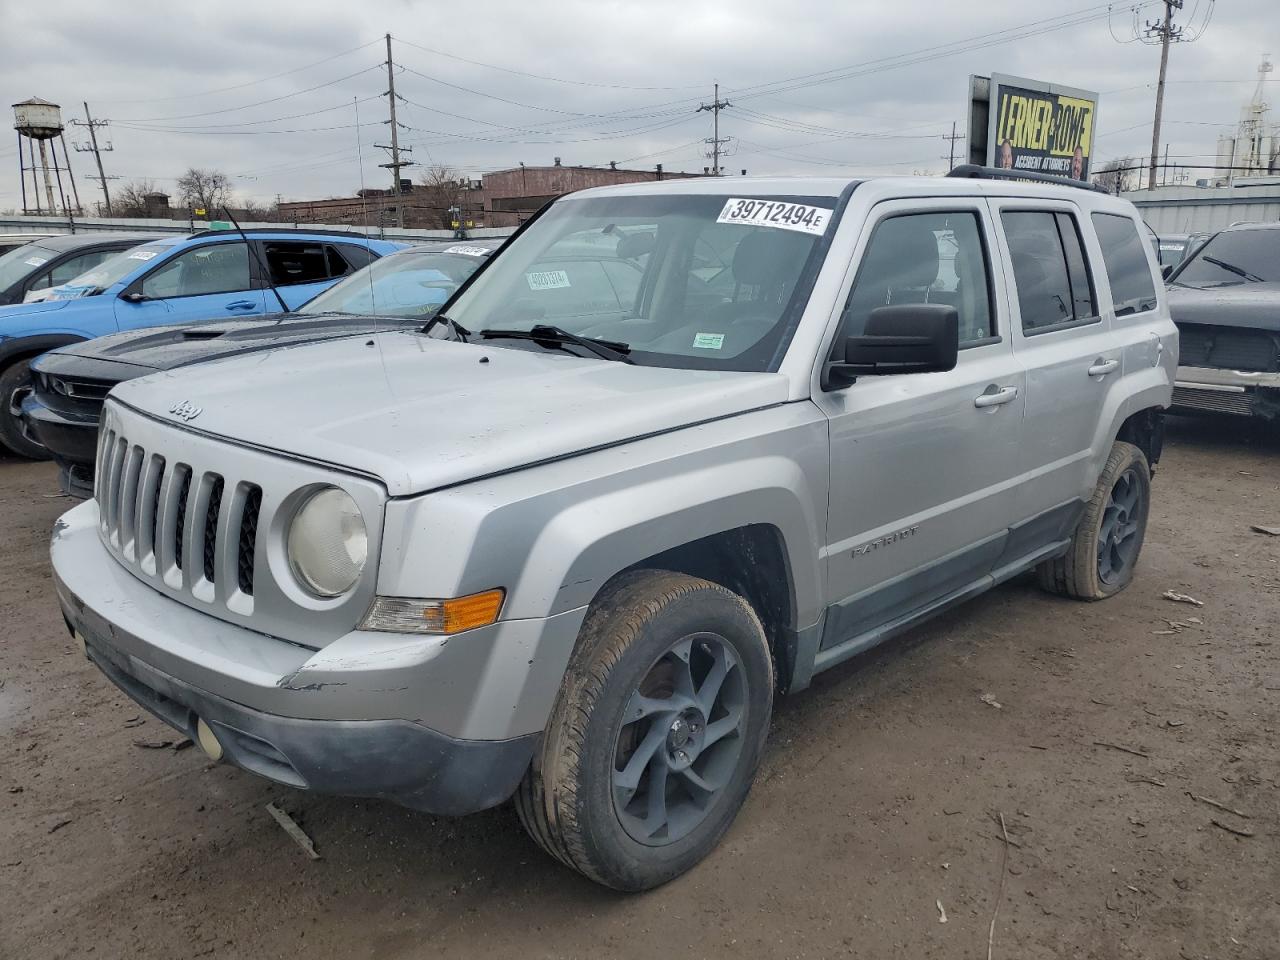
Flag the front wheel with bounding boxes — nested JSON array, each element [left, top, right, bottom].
[[515, 570, 774, 891], [0, 359, 50, 460], [1037, 440, 1151, 600]]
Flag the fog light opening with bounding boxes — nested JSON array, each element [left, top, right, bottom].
[[196, 717, 224, 761]]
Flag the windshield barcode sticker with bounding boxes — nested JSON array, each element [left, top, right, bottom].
[[24, 256, 48, 267], [526, 269, 570, 290], [127, 250, 157, 260], [444, 245, 489, 257], [717, 198, 831, 236]]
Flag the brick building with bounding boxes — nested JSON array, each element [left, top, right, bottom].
[[481, 160, 708, 227], [276, 161, 709, 230]]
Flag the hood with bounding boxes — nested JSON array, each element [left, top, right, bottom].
[[1166, 282, 1280, 332], [45, 312, 413, 374], [112, 331, 790, 496], [0, 297, 72, 325]]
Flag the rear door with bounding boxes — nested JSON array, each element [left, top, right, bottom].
[[992, 201, 1118, 521], [814, 199, 1025, 652], [115, 240, 265, 332], [257, 239, 359, 309]]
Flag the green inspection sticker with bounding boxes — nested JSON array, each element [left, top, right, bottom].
[[693, 332, 725, 350]]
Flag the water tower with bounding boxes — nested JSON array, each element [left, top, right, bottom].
[[13, 97, 82, 216]]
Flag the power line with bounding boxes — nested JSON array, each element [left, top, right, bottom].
[[698, 85, 732, 175], [391, 36, 706, 92], [96, 39, 383, 104], [116, 64, 384, 123], [1134, 0, 1215, 188], [69, 102, 115, 215], [376, 33, 411, 228]]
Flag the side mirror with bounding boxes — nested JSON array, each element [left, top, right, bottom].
[[1161, 264, 1173, 280], [824, 304, 959, 389]]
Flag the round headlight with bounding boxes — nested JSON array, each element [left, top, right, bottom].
[[287, 487, 367, 598]]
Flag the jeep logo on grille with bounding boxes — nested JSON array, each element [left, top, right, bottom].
[[169, 400, 203, 422]]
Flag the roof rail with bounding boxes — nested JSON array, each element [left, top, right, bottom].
[[946, 163, 1110, 195], [187, 226, 381, 240]]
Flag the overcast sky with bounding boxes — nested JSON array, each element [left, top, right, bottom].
[[0, 0, 1274, 212]]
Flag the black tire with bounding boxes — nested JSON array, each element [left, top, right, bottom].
[[1037, 440, 1150, 600], [515, 569, 774, 891], [0, 359, 50, 460]]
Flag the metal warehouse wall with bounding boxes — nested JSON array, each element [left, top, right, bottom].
[[1123, 178, 1280, 234]]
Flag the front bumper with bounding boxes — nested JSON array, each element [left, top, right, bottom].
[[73, 622, 536, 814], [20, 393, 98, 497], [50, 500, 587, 815], [1172, 365, 1280, 420]]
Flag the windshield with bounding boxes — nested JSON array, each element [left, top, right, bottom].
[[0, 243, 56, 290], [1172, 229, 1280, 286], [299, 247, 490, 318], [443, 193, 838, 371], [46, 241, 174, 299]]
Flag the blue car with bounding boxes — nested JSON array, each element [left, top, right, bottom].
[[0, 229, 404, 457]]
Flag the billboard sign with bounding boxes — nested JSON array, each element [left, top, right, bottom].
[[968, 74, 1099, 181]]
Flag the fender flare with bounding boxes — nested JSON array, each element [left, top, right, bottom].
[[0, 334, 87, 371]]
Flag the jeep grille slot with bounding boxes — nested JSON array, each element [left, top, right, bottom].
[[237, 486, 262, 596], [202, 476, 225, 584], [144, 456, 166, 565], [173, 468, 192, 572]]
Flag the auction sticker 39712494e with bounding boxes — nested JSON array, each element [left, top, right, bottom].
[[716, 198, 831, 236]]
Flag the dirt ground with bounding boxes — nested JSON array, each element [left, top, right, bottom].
[[1, 416, 1276, 960]]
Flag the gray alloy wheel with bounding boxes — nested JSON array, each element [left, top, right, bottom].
[[1036, 440, 1150, 601], [515, 569, 773, 891], [1097, 466, 1144, 586], [612, 632, 748, 847]]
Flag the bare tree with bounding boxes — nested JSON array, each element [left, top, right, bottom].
[[114, 180, 162, 217], [1092, 158, 1137, 195], [415, 164, 469, 229], [177, 167, 232, 214], [240, 198, 271, 221]]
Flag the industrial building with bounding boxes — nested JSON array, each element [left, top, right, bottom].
[[276, 160, 710, 230]]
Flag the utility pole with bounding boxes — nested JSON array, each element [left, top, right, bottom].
[[943, 122, 964, 171], [698, 84, 732, 176], [374, 33, 413, 228], [71, 103, 114, 216], [1145, 0, 1183, 190]]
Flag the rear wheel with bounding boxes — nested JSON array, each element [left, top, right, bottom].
[[0, 359, 50, 460], [1037, 441, 1150, 600], [515, 570, 773, 891]]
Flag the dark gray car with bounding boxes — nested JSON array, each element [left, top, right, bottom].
[[1166, 222, 1280, 421], [0, 233, 162, 307]]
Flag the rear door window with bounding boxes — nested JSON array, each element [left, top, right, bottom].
[[1001, 211, 1097, 333], [261, 241, 331, 286], [1091, 214, 1158, 316]]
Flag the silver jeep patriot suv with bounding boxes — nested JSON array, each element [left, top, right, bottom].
[[51, 169, 1176, 891]]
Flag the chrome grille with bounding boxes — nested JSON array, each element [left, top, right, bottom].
[[95, 427, 262, 610], [1172, 385, 1255, 417]]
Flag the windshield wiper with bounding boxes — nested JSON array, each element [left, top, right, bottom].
[[420, 313, 471, 342], [1201, 255, 1264, 283], [479, 324, 633, 364]]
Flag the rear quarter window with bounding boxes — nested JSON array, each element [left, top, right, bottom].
[[1092, 213, 1158, 316]]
